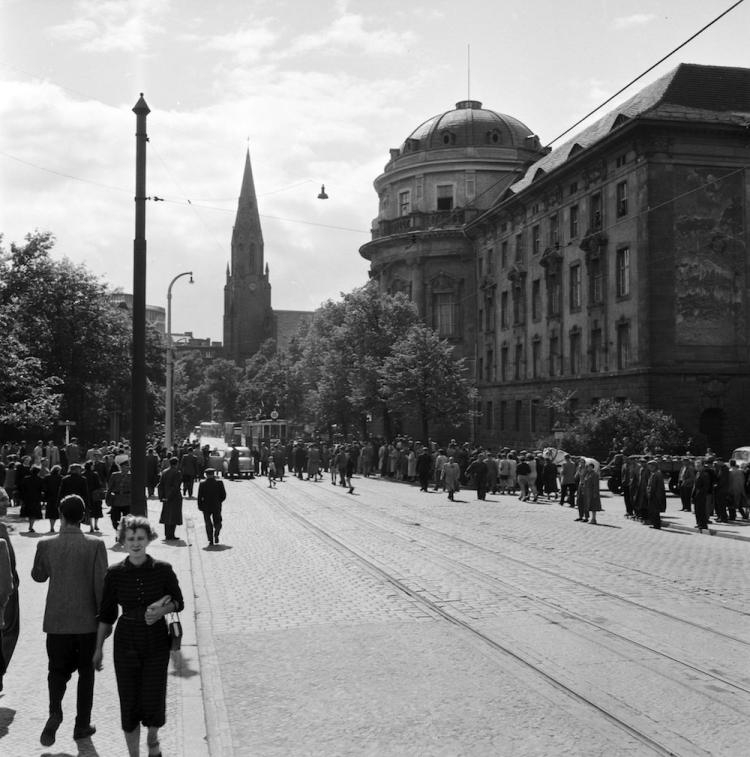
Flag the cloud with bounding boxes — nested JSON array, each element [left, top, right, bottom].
[[45, 0, 170, 53], [613, 13, 657, 30], [200, 24, 280, 65], [288, 13, 416, 57]]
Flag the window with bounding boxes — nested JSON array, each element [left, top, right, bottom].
[[485, 400, 493, 429], [486, 248, 494, 275], [501, 240, 508, 268], [569, 181, 578, 195], [500, 345, 508, 381], [465, 175, 476, 201], [617, 322, 631, 370], [514, 400, 522, 431], [531, 399, 540, 432], [415, 177, 424, 202], [532, 339, 541, 378], [514, 342, 523, 380], [569, 264, 582, 310], [436, 184, 453, 211], [569, 204, 579, 238], [499, 400, 507, 431], [549, 335, 559, 377], [549, 214, 559, 246], [500, 291, 508, 329], [616, 181, 628, 217], [532, 279, 541, 321], [590, 192, 602, 231], [512, 283, 525, 325], [569, 330, 581, 374], [531, 202, 540, 215], [485, 293, 496, 331], [615, 153, 627, 168], [515, 233, 524, 261], [433, 292, 458, 337], [532, 225, 541, 255], [590, 328, 602, 372], [589, 257, 603, 304], [398, 190, 411, 216], [485, 348, 494, 382], [616, 247, 630, 297], [548, 272, 561, 316], [478, 357, 484, 381]]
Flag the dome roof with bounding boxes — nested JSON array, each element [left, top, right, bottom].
[[401, 100, 539, 152]]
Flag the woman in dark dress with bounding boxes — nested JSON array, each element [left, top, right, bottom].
[[43, 465, 63, 533], [93, 516, 184, 757], [19, 465, 44, 532], [0, 520, 19, 693], [83, 460, 104, 533]]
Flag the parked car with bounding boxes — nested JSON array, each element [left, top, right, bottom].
[[207, 448, 226, 476], [223, 446, 255, 479]]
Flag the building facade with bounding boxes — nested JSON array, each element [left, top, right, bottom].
[[361, 64, 750, 455]]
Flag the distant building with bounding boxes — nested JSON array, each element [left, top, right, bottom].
[[106, 292, 166, 334], [222, 150, 314, 363], [361, 64, 750, 455]]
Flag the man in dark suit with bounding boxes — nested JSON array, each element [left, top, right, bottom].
[[197, 467, 227, 545], [31, 494, 107, 746]]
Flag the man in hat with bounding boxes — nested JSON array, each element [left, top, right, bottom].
[[197, 467, 227, 545], [32, 494, 107, 746]]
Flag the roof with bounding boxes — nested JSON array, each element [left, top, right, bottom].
[[400, 100, 540, 153], [510, 64, 750, 195]]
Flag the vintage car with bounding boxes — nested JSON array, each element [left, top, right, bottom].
[[223, 446, 255, 479], [207, 448, 226, 476]]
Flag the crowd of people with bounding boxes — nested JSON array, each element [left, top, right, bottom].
[[0, 437, 185, 755]]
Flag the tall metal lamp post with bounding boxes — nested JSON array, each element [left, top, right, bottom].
[[165, 271, 193, 451]]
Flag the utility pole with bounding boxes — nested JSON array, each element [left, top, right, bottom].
[[131, 93, 150, 516]]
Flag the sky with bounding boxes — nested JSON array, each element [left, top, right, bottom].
[[1, 0, 748, 341]]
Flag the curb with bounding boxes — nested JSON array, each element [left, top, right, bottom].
[[188, 515, 235, 756]]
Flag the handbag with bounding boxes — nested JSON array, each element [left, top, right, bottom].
[[168, 612, 182, 651]]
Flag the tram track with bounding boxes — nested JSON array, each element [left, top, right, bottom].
[[263, 492, 687, 756], [293, 482, 750, 702], [251, 478, 750, 756]]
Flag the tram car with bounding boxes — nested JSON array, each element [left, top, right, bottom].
[[243, 418, 289, 450]]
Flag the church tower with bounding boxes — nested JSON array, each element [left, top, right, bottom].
[[223, 149, 273, 362]]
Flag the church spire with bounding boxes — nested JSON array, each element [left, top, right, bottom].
[[231, 148, 264, 278]]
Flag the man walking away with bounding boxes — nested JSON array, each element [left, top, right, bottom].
[[197, 468, 227, 545], [31, 495, 107, 746]]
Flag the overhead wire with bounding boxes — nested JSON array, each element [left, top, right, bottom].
[[544, 0, 746, 148]]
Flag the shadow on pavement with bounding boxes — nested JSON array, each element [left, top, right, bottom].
[[17, 531, 45, 538], [204, 544, 232, 552], [169, 650, 200, 679], [0, 706, 16, 737], [161, 539, 188, 548]]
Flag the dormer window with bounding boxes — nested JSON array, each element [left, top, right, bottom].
[[486, 129, 502, 144], [440, 131, 456, 145]]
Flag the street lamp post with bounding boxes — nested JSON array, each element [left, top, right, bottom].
[[165, 271, 193, 451]]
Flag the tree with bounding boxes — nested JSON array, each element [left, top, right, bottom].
[[379, 324, 477, 441], [0, 231, 165, 439], [543, 398, 686, 459]]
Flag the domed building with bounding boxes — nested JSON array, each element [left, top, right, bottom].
[[359, 99, 547, 364]]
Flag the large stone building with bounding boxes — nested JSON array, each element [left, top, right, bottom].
[[360, 64, 750, 455], [223, 150, 314, 362]]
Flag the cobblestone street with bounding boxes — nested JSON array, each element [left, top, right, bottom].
[[191, 474, 749, 756], [1, 475, 748, 755]]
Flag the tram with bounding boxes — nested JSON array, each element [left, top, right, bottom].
[[243, 417, 289, 449]]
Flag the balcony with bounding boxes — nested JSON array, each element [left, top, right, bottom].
[[371, 208, 479, 239]]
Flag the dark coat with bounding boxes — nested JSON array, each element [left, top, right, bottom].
[[197, 477, 226, 511], [159, 466, 183, 525]]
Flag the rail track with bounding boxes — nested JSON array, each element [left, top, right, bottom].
[[251, 475, 749, 756]]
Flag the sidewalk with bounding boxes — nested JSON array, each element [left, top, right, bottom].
[[0, 500, 209, 757]]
